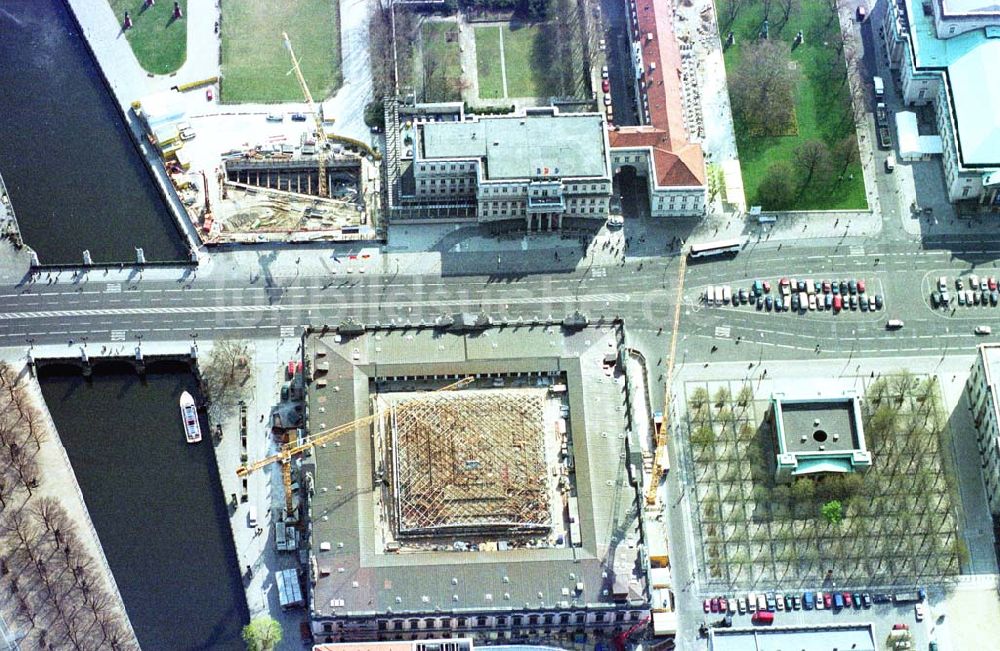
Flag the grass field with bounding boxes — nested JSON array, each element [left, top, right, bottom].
[[419, 21, 463, 103], [220, 0, 341, 103], [502, 24, 557, 98], [107, 0, 187, 74], [719, 0, 867, 210], [474, 26, 505, 99]]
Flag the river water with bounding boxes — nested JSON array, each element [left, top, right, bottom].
[[0, 0, 187, 265], [39, 361, 248, 650]]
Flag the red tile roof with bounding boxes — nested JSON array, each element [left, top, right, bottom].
[[608, 0, 705, 187]]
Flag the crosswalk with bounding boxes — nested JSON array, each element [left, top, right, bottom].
[[714, 325, 731, 338], [279, 325, 296, 338], [849, 245, 865, 257], [592, 268, 607, 278], [111, 330, 126, 341], [105, 283, 122, 294]]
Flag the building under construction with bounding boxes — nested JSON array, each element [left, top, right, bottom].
[[376, 389, 553, 539], [303, 321, 651, 645]]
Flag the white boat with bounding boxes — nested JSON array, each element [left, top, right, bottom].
[[179, 391, 202, 444]]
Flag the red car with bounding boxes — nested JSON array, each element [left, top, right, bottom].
[[711, 597, 720, 612], [833, 295, 843, 312], [990, 277, 997, 291], [822, 280, 831, 293], [823, 593, 833, 609], [703, 599, 711, 612], [719, 598, 729, 612], [843, 592, 852, 607], [763, 280, 772, 293], [602, 79, 610, 93], [892, 623, 909, 630], [857, 279, 866, 293], [206, 87, 214, 101]]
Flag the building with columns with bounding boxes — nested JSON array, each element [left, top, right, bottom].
[[413, 108, 612, 231], [880, 0, 1000, 207]]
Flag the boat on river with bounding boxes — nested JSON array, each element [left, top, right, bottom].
[[179, 391, 202, 443]]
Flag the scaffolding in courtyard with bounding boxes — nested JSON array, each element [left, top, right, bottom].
[[378, 389, 552, 537]]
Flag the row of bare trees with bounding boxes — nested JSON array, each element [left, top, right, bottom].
[[0, 363, 137, 650]]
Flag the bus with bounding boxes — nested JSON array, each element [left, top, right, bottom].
[[688, 238, 742, 259]]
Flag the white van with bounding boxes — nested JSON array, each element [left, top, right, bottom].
[[873, 75, 884, 99], [886, 319, 905, 330], [248, 505, 259, 528], [722, 286, 732, 305]]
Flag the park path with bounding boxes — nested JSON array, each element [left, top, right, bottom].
[[498, 24, 509, 97]]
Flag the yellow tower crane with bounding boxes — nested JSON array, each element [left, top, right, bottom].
[[282, 32, 330, 198], [237, 376, 474, 518], [645, 253, 688, 506]]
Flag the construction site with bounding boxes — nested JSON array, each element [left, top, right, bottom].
[[300, 321, 654, 645], [373, 383, 571, 548]]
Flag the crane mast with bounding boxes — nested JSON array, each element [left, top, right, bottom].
[[282, 32, 328, 198]]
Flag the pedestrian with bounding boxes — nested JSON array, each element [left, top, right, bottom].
[[172, 1, 183, 19], [123, 10, 132, 29], [246, 564, 253, 578], [870, 371, 875, 378]]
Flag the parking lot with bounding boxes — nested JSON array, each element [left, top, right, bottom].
[[699, 591, 935, 650], [696, 276, 886, 316]]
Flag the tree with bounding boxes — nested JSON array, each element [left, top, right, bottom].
[[821, 500, 844, 524], [791, 477, 815, 502], [775, 0, 800, 31], [242, 615, 283, 651], [199, 339, 253, 420], [363, 99, 385, 131], [794, 140, 833, 191], [721, 0, 745, 31], [690, 426, 717, 449], [728, 40, 800, 136], [832, 136, 860, 176], [756, 161, 797, 209]]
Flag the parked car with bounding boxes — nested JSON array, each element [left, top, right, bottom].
[[775, 595, 784, 611], [711, 597, 720, 612], [959, 291, 967, 306], [784, 594, 794, 610], [850, 295, 858, 310], [751, 610, 774, 625], [791, 294, 800, 311], [893, 623, 910, 630], [887, 319, 905, 330], [703, 599, 711, 612], [602, 65, 609, 79], [862, 593, 872, 608], [982, 278, 990, 291], [875, 294, 884, 309], [757, 594, 767, 612], [873, 593, 892, 604], [840, 280, 849, 295], [291, 112, 307, 122], [833, 592, 844, 610], [803, 592, 815, 610], [931, 292, 940, 308], [816, 592, 826, 610], [808, 294, 817, 311], [776, 297, 785, 311], [992, 291, 998, 306], [956, 277, 964, 290], [737, 597, 747, 614], [719, 598, 728, 612], [793, 595, 802, 610], [823, 592, 834, 609], [915, 603, 926, 621], [822, 280, 832, 293], [602, 79, 610, 93], [266, 112, 284, 122], [853, 592, 862, 609], [975, 325, 992, 335], [747, 592, 758, 612], [857, 279, 866, 293], [753, 280, 764, 296], [843, 592, 852, 608], [825, 294, 833, 310], [861, 295, 869, 311], [939, 276, 948, 292], [763, 280, 772, 293], [766, 593, 777, 611], [833, 295, 843, 312], [739, 288, 748, 304], [765, 296, 773, 311], [831, 281, 840, 295]]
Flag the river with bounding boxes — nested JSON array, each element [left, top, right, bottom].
[[0, 0, 187, 265], [39, 360, 248, 650]]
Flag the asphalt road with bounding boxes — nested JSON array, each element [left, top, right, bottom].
[[3, 237, 1000, 358]]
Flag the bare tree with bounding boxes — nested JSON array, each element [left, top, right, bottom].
[[794, 139, 833, 190], [775, 0, 800, 30], [832, 136, 860, 176], [199, 338, 253, 421], [729, 40, 801, 136]]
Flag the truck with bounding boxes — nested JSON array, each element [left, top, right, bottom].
[[873, 75, 885, 99], [892, 588, 926, 604], [876, 103, 893, 149]]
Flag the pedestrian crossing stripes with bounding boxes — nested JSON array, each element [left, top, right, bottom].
[[592, 268, 607, 278], [105, 283, 121, 293], [714, 325, 731, 338], [280, 325, 296, 338], [111, 330, 126, 341], [849, 245, 865, 256]]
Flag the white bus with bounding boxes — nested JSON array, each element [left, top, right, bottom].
[[688, 238, 742, 259]]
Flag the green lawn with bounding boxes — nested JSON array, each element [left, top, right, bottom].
[[502, 25, 551, 98], [719, 0, 867, 210], [419, 21, 463, 103], [474, 26, 505, 99], [220, 0, 341, 103], [107, 0, 187, 74]]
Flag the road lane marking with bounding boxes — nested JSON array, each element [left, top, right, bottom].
[[105, 283, 121, 294], [111, 330, 126, 341]]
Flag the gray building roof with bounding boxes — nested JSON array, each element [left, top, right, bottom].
[[305, 325, 645, 620], [710, 624, 876, 651], [420, 113, 609, 180]]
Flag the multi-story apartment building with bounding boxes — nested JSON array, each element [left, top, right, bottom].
[[413, 108, 612, 231], [881, 0, 1000, 206], [968, 344, 1000, 515]]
